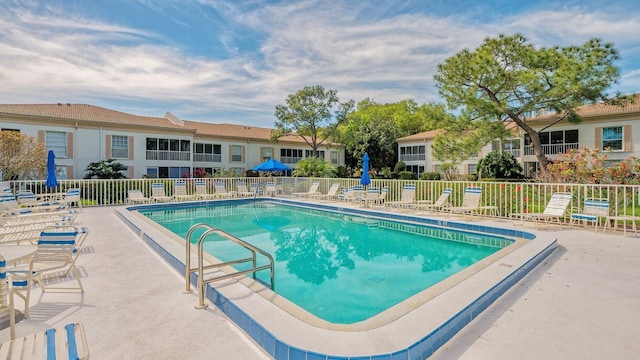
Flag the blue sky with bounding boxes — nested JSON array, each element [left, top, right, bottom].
[[1, 0, 639, 127]]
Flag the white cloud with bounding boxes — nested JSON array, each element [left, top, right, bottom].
[[0, 1, 638, 126]]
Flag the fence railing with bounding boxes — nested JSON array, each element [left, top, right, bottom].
[[5, 178, 640, 220]]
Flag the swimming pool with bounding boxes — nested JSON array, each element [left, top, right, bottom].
[[118, 198, 557, 359], [140, 202, 513, 324]]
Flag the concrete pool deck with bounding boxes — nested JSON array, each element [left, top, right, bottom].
[[1, 205, 638, 359]]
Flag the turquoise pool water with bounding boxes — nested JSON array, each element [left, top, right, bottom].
[[141, 202, 512, 324]]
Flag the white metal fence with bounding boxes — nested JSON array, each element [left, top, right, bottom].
[[5, 177, 640, 220]]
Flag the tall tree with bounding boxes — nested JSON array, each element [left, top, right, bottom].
[[0, 131, 47, 181], [271, 85, 353, 156], [339, 99, 445, 170], [434, 34, 621, 175]]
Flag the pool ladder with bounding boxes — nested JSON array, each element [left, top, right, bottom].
[[184, 223, 275, 309]]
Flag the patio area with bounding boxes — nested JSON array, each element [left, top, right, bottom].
[[1, 205, 638, 359]]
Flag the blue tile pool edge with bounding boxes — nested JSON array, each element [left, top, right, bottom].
[[117, 201, 556, 360]]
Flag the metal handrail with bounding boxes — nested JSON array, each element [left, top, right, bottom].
[[184, 223, 275, 309]]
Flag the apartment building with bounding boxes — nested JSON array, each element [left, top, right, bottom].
[[0, 103, 345, 179], [397, 94, 640, 177]]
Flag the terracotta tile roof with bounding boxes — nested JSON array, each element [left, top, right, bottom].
[[527, 93, 640, 121], [397, 129, 443, 142], [0, 103, 331, 144], [0, 103, 187, 129]]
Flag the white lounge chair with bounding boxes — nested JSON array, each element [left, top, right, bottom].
[[446, 187, 482, 216], [127, 189, 151, 204], [194, 180, 217, 199], [309, 183, 341, 201], [151, 183, 173, 202], [414, 189, 452, 213], [511, 192, 573, 227], [236, 182, 255, 197], [173, 180, 197, 201], [292, 182, 321, 198], [360, 187, 387, 206], [214, 182, 235, 198], [570, 198, 609, 231], [386, 184, 417, 209], [0, 322, 90, 359]]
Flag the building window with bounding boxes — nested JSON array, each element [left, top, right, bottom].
[[305, 150, 325, 159], [330, 151, 339, 165], [194, 143, 222, 162], [399, 145, 425, 162], [261, 148, 273, 161], [46, 131, 67, 158], [111, 135, 128, 158], [524, 129, 579, 155], [602, 126, 623, 151], [467, 163, 477, 174], [146, 138, 191, 161], [231, 145, 243, 162], [56, 166, 67, 180], [280, 149, 303, 164], [146, 168, 158, 178]]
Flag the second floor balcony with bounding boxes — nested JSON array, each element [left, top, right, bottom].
[[399, 154, 426, 162], [193, 154, 222, 163], [146, 150, 191, 161], [524, 143, 579, 156], [281, 156, 302, 164]]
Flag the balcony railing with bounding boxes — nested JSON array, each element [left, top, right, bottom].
[[524, 143, 579, 156], [146, 150, 191, 161], [193, 154, 222, 162], [399, 154, 426, 162], [281, 156, 302, 164], [504, 149, 521, 158]]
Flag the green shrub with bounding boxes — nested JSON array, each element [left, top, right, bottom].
[[420, 172, 441, 180], [397, 171, 416, 180], [335, 166, 349, 178], [393, 161, 406, 173]]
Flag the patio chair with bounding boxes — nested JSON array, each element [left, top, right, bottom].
[[126, 189, 151, 204], [385, 184, 417, 209], [1, 207, 78, 227], [360, 186, 388, 207], [0, 322, 90, 359], [194, 180, 217, 199], [173, 180, 197, 201], [151, 183, 173, 202], [570, 198, 610, 231], [9, 226, 86, 318], [214, 182, 236, 198], [414, 188, 452, 213], [11, 191, 69, 213], [0, 255, 17, 340], [236, 182, 255, 197], [445, 187, 482, 216], [292, 182, 321, 198], [511, 192, 573, 227], [264, 183, 277, 197], [309, 183, 341, 201], [339, 185, 364, 202], [59, 188, 82, 209]]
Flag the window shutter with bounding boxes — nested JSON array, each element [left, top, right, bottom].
[[594, 127, 602, 150], [106, 135, 112, 159], [623, 125, 631, 151], [66, 166, 73, 179], [228, 145, 232, 162], [66, 132, 73, 159], [128, 166, 134, 179], [128, 136, 134, 159], [38, 130, 45, 144], [241, 146, 245, 162], [272, 147, 275, 160]]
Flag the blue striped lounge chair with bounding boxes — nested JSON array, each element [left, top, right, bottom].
[[0, 322, 90, 359], [446, 187, 482, 216], [9, 226, 86, 318], [570, 198, 610, 231], [386, 184, 417, 208]]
